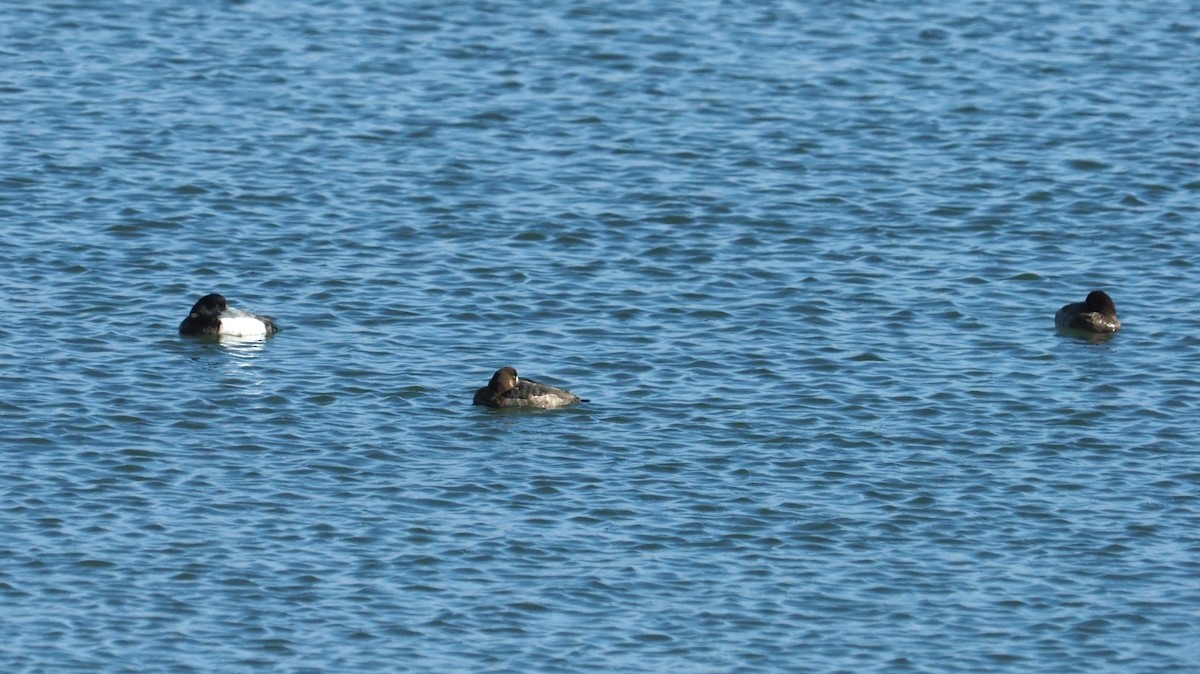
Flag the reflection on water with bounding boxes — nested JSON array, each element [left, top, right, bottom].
[[179, 334, 272, 358], [217, 334, 272, 354], [1055, 327, 1120, 345], [178, 334, 275, 403]]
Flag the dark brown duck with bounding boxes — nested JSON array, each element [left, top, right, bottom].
[[1055, 290, 1121, 333], [473, 366, 585, 409]]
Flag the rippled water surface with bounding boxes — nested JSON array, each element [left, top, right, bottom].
[[3, 1, 1200, 672]]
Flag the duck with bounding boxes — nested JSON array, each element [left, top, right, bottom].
[[1055, 290, 1121, 333], [179, 293, 279, 337], [473, 366, 585, 409]]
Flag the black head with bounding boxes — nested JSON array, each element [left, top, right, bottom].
[[1084, 290, 1117, 316], [180, 293, 229, 336], [189, 293, 228, 318]]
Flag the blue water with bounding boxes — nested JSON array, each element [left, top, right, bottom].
[[3, 1, 1200, 671]]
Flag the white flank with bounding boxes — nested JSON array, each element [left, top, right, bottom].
[[527, 394, 571, 409], [219, 313, 269, 337]]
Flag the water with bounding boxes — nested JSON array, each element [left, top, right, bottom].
[[3, 1, 1199, 671]]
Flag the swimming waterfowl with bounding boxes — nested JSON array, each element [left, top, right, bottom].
[[1055, 290, 1121, 333], [179, 293, 279, 337], [472, 366, 585, 409]]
